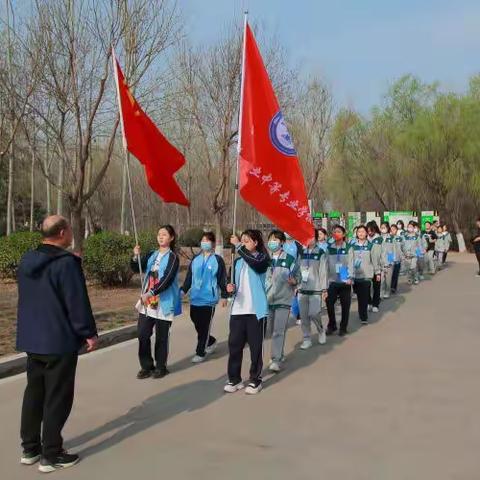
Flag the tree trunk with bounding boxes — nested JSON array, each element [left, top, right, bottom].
[[6, 150, 13, 235], [71, 206, 85, 253], [30, 148, 35, 231], [57, 157, 64, 215]]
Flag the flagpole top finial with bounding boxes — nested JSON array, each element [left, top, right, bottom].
[[244, 10, 248, 15]]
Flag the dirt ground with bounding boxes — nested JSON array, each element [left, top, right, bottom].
[[0, 249, 231, 357], [0, 279, 143, 357]]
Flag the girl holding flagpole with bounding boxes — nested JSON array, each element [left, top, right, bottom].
[[181, 231, 228, 364], [225, 230, 270, 395], [131, 225, 180, 379]]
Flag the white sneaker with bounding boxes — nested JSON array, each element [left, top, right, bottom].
[[300, 339, 313, 350], [414, 279, 419, 285], [20, 452, 41, 465], [224, 381, 244, 393], [269, 361, 281, 372], [368, 304, 373, 312], [205, 340, 217, 355], [191, 355, 205, 363], [383, 293, 390, 299], [318, 330, 327, 345], [245, 382, 263, 395], [372, 307, 379, 313], [295, 319, 301, 325]]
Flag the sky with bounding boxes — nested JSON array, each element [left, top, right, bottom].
[[180, 0, 480, 113]]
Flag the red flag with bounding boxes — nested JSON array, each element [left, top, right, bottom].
[[238, 24, 314, 246], [112, 50, 189, 206]]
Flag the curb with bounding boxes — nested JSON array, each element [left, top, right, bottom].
[[0, 324, 137, 379]]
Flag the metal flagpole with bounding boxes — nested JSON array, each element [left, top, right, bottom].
[[231, 11, 248, 281], [111, 46, 144, 290]]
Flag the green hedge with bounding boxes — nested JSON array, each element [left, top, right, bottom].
[[0, 231, 42, 279], [83, 232, 135, 287]]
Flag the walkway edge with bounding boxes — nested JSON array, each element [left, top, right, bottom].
[[0, 324, 137, 379]]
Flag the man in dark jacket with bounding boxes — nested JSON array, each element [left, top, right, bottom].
[[16, 215, 98, 473]]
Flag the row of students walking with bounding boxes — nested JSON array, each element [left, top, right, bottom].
[[130, 220, 451, 396]]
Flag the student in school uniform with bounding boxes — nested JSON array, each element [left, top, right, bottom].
[[351, 225, 379, 325], [181, 231, 228, 364], [422, 221, 437, 275], [283, 233, 303, 325], [434, 225, 447, 270], [403, 221, 423, 285], [297, 230, 328, 349], [265, 230, 301, 372], [390, 224, 405, 294], [316, 227, 329, 252], [442, 224, 452, 264], [366, 221, 383, 313], [131, 225, 181, 380], [325, 225, 354, 336], [225, 230, 270, 395], [380, 222, 395, 299]]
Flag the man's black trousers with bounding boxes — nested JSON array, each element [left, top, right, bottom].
[[326, 282, 352, 332]]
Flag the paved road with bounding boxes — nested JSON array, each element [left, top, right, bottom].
[[1, 254, 479, 480]]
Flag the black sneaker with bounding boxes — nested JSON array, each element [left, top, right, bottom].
[[136, 369, 152, 379], [38, 452, 79, 473], [326, 327, 337, 336], [338, 329, 348, 337], [361, 320, 368, 325], [152, 368, 169, 379], [20, 450, 41, 465]]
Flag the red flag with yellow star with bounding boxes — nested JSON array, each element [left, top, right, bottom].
[[112, 49, 189, 206]]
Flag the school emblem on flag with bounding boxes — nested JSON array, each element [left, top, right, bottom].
[[269, 111, 296, 156]]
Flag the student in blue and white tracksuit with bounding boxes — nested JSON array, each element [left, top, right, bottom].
[[225, 230, 270, 395], [131, 225, 180, 380], [181, 231, 228, 364]]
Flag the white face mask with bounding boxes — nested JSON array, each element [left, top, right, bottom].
[[380, 228, 388, 234], [407, 227, 414, 233]]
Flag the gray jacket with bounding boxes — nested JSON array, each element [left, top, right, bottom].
[[392, 234, 405, 262], [381, 234, 396, 267], [326, 242, 355, 285], [298, 246, 327, 294], [403, 233, 422, 258], [368, 234, 383, 274], [435, 233, 447, 253], [351, 240, 379, 280], [266, 250, 300, 308]]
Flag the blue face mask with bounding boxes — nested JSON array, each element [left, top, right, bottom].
[[200, 241, 213, 252], [268, 240, 281, 252]]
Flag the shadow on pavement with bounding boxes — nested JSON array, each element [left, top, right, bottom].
[[67, 373, 227, 459], [67, 275, 419, 458]]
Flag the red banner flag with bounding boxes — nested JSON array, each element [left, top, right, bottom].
[[112, 50, 189, 206], [238, 24, 314, 246]]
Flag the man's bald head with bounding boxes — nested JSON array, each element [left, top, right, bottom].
[[40, 215, 73, 248]]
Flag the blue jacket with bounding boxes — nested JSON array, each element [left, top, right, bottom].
[[16, 244, 97, 355], [182, 253, 228, 307], [131, 249, 181, 316], [231, 246, 270, 320]]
